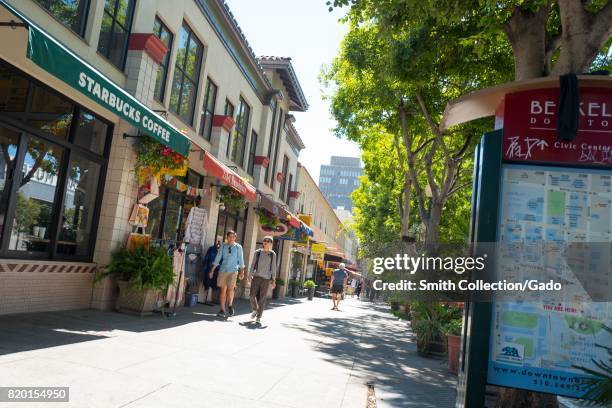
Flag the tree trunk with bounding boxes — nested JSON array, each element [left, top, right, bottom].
[[552, 0, 612, 76], [503, 5, 550, 80], [400, 172, 411, 241], [424, 200, 442, 253]]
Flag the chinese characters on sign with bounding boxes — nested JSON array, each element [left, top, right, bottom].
[[503, 88, 612, 166]]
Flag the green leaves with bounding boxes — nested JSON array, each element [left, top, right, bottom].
[[99, 244, 174, 290]]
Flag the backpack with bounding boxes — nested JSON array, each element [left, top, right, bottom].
[[255, 249, 274, 274]]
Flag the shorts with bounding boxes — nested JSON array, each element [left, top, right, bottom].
[[331, 284, 344, 294], [217, 271, 238, 287]]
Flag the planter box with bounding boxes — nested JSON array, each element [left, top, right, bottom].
[[307, 287, 315, 300], [116, 280, 161, 316], [447, 334, 461, 375], [417, 335, 447, 359]]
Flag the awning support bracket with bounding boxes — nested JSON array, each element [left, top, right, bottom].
[[0, 20, 27, 29]]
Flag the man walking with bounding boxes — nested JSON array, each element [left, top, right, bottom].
[[210, 230, 245, 318], [248, 236, 277, 324], [330, 263, 348, 311]]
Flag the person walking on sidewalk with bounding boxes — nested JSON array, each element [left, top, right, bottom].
[[330, 263, 348, 311], [210, 230, 245, 318], [248, 236, 277, 324]]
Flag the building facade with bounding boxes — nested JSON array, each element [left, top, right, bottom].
[[319, 155, 363, 211], [292, 163, 358, 287], [0, 0, 310, 314]]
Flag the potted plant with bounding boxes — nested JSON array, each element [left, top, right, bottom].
[[443, 318, 463, 375], [273, 278, 285, 299], [289, 279, 301, 298], [96, 243, 174, 316], [304, 280, 316, 300], [410, 301, 447, 358]]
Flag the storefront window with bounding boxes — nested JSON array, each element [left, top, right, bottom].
[[162, 190, 183, 241], [9, 140, 64, 255], [0, 60, 111, 261], [34, 0, 90, 37], [0, 70, 29, 112], [215, 208, 247, 245], [145, 171, 204, 241], [73, 110, 107, 155], [56, 153, 101, 257], [27, 85, 74, 140], [0, 127, 19, 245]]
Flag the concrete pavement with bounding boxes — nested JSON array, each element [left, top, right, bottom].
[[0, 297, 456, 407]]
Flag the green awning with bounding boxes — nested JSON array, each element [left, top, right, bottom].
[[0, 0, 191, 157]]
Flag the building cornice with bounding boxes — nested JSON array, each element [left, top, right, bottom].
[[195, 0, 273, 104]]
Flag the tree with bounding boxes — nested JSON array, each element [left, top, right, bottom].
[[326, 2, 611, 406], [322, 9, 513, 251], [327, 0, 612, 80]]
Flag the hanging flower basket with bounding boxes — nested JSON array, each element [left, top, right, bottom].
[[256, 208, 280, 228], [135, 137, 188, 183], [217, 185, 246, 212], [261, 222, 289, 236]]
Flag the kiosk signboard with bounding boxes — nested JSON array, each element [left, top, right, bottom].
[[486, 87, 612, 399]]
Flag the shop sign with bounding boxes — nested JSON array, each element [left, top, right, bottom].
[[310, 242, 325, 262], [16, 10, 191, 156], [503, 88, 612, 166]]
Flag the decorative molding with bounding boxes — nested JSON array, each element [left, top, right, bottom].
[[212, 115, 235, 132], [128, 33, 169, 65], [0, 261, 97, 273]]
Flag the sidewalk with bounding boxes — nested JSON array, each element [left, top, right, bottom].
[[0, 297, 456, 407]]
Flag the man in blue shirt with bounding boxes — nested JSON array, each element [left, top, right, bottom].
[[210, 230, 245, 317], [330, 263, 348, 311]]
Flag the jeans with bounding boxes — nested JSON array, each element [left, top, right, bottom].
[[250, 277, 271, 318]]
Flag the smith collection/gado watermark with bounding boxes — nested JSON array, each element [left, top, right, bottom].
[[366, 242, 612, 302]]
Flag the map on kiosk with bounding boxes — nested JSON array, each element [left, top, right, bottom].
[[487, 164, 612, 399]]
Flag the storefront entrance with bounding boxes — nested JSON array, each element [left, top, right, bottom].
[[214, 207, 248, 245], [0, 60, 111, 261]]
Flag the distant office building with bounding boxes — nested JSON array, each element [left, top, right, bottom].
[[319, 156, 363, 211]]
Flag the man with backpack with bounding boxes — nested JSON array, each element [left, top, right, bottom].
[[247, 236, 277, 324]]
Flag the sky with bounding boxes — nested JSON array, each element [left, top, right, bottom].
[[224, 0, 361, 183]]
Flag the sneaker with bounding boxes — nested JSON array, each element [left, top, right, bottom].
[[228, 305, 235, 317], [256, 317, 261, 324], [251, 311, 257, 320], [217, 310, 226, 318]]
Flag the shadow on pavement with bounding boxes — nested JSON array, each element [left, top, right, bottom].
[[282, 299, 457, 408], [0, 297, 299, 356]]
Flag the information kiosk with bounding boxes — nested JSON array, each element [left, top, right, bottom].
[[443, 77, 612, 407]]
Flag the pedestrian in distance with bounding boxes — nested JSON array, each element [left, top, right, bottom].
[[248, 236, 277, 324], [355, 280, 362, 299], [330, 263, 348, 311], [210, 230, 245, 318]]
